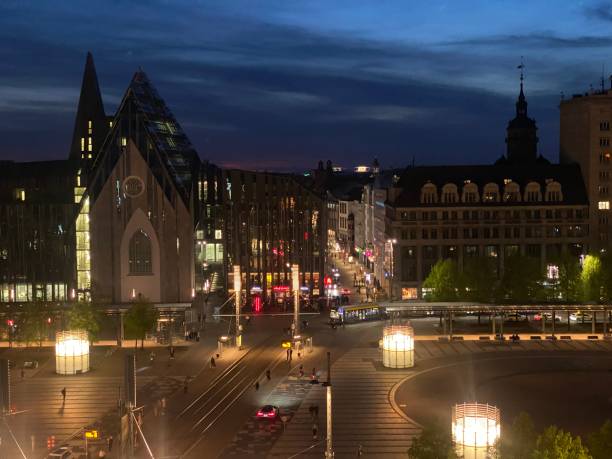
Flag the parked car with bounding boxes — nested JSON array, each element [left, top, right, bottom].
[[47, 447, 71, 459], [570, 312, 593, 322], [505, 313, 528, 322], [533, 312, 561, 322]]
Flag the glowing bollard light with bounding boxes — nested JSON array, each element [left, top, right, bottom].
[[382, 324, 414, 368], [55, 330, 90, 375], [452, 403, 500, 459]]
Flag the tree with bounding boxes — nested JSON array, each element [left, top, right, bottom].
[[422, 259, 462, 301], [553, 254, 582, 303], [580, 254, 602, 303], [499, 412, 537, 459], [67, 301, 101, 342], [408, 421, 457, 459], [462, 256, 497, 302], [532, 426, 591, 459], [497, 255, 544, 303], [124, 296, 158, 350], [587, 420, 612, 459], [17, 302, 50, 347]]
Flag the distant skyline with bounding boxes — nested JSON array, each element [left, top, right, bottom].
[[3, 1, 612, 171]]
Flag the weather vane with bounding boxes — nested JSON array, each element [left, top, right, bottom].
[[517, 56, 524, 85]]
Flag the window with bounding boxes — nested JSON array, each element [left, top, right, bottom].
[[88, 120, 92, 134], [600, 171, 610, 181], [599, 185, 609, 196], [121, 137, 127, 147], [87, 137, 92, 152], [599, 201, 610, 210], [441, 183, 459, 203], [129, 229, 152, 274], [462, 183, 479, 203], [545, 182, 563, 202], [80, 137, 85, 152], [503, 182, 520, 202], [601, 121, 610, 131], [14, 188, 25, 202], [524, 182, 541, 202], [483, 183, 500, 202], [600, 152, 611, 164], [600, 137, 610, 147], [421, 183, 437, 204]]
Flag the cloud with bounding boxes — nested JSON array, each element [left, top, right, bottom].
[[584, 2, 612, 22]]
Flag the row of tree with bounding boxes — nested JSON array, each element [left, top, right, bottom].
[[421, 253, 612, 304], [5, 297, 158, 348], [408, 412, 611, 459]]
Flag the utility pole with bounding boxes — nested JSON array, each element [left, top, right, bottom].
[[323, 352, 334, 458], [234, 265, 242, 348], [292, 264, 300, 337]]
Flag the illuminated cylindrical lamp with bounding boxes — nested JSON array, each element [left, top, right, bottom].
[[382, 324, 414, 368], [452, 403, 500, 459], [55, 330, 90, 375]]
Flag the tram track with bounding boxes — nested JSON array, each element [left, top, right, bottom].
[[165, 338, 284, 458]]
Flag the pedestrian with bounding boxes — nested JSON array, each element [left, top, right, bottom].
[[357, 444, 363, 456], [184, 376, 189, 393], [286, 348, 290, 361], [266, 369, 271, 380], [20, 368, 24, 380], [153, 399, 159, 417], [311, 368, 316, 379], [61, 387, 66, 403], [312, 423, 318, 440], [289, 348, 293, 362], [254, 381, 260, 391], [210, 356, 216, 368], [149, 351, 155, 362], [98, 448, 106, 458], [107, 435, 113, 452], [196, 332, 200, 342]]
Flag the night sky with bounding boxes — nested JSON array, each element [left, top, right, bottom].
[[2, 1, 612, 171]]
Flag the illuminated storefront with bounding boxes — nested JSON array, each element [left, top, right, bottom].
[[452, 403, 500, 459], [382, 324, 414, 368], [56, 330, 90, 375]]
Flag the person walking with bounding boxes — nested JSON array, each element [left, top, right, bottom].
[[107, 435, 113, 452], [254, 381, 260, 391], [20, 368, 24, 380], [61, 387, 66, 403], [286, 348, 291, 361], [183, 376, 189, 394], [266, 369, 271, 380], [210, 356, 216, 368], [312, 423, 318, 440], [357, 444, 364, 456]]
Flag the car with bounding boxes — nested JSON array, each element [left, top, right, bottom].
[[256, 405, 279, 419], [47, 447, 71, 459], [570, 312, 593, 322], [533, 312, 561, 322], [505, 313, 528, 322]]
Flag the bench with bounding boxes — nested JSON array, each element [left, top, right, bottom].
[[588, 335, 599, 340], [438, 337, 449, 342], [530, 336, 542, 340], [479, 336, 491, 341], [545, 335, 557, 340], [560, 335, 572, 340], [451, 336, 464, 341]]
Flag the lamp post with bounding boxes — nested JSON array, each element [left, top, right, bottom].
[[387, 239, 397, 300], [233, 265, 242, 348], [323, 352, 334, 458], [292, 264, 300, 337]]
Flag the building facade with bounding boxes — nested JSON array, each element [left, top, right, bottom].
[[560, 89, 612, 251]]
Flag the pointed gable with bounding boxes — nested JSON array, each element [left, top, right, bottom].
[[87, 70, 200, 210], [69, 52, 108, 164]]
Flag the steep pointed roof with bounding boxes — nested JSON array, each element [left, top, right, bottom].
[[129, 70, 199, 198], [87, 69, 200, 208], [69, 52, 107, 160]]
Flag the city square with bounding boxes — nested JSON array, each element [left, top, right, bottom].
[[3, 2, 612, 458]]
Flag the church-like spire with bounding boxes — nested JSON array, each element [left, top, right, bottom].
[[503, 58, 540, 164], [68, 52, 108, 165]]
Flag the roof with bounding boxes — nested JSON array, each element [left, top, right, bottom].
[[0, 159, 78, 179], [393, 163, 588, 207], [129, 71, 200, 202]]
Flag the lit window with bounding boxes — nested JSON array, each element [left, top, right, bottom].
[[109, 121, 113, 128], [14, 188, 25, 202], [215, 229, 222, 239], [88, 153, 92, 159], [599, 201, 610, 210], [87, 137, 92, 152], [129, 229, 152, 275], [121, 137, 127, 147], [80, 137, 85, 152], [87, 120, 92, 134]]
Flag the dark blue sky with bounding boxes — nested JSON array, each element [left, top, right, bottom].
[[2, 1, 612, 171]]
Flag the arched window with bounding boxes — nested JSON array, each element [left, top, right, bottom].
[[441, 183, 459, 203], [421, 183, 438, 204], [462, 182, 479, 203], [482, 183, 500, 202], [524, 181, 542, 202], [129, 229, 152, 274], [503, 181, 521, 202], [545, 181, 563, 202]]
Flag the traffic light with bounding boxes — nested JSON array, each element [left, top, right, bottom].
[[324, 276, 332, 286], [6, 319, 13, 327]]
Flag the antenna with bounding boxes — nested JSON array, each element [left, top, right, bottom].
[[602, 64, 605, 92], [517, 56, 525, 88]]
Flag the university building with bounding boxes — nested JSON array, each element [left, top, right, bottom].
[[0, 53, 327, 309], [386, 79, 590, 299]]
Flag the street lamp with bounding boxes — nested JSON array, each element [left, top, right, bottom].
[[386, 239, 397, 300], [452, 403, 500, 459]]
